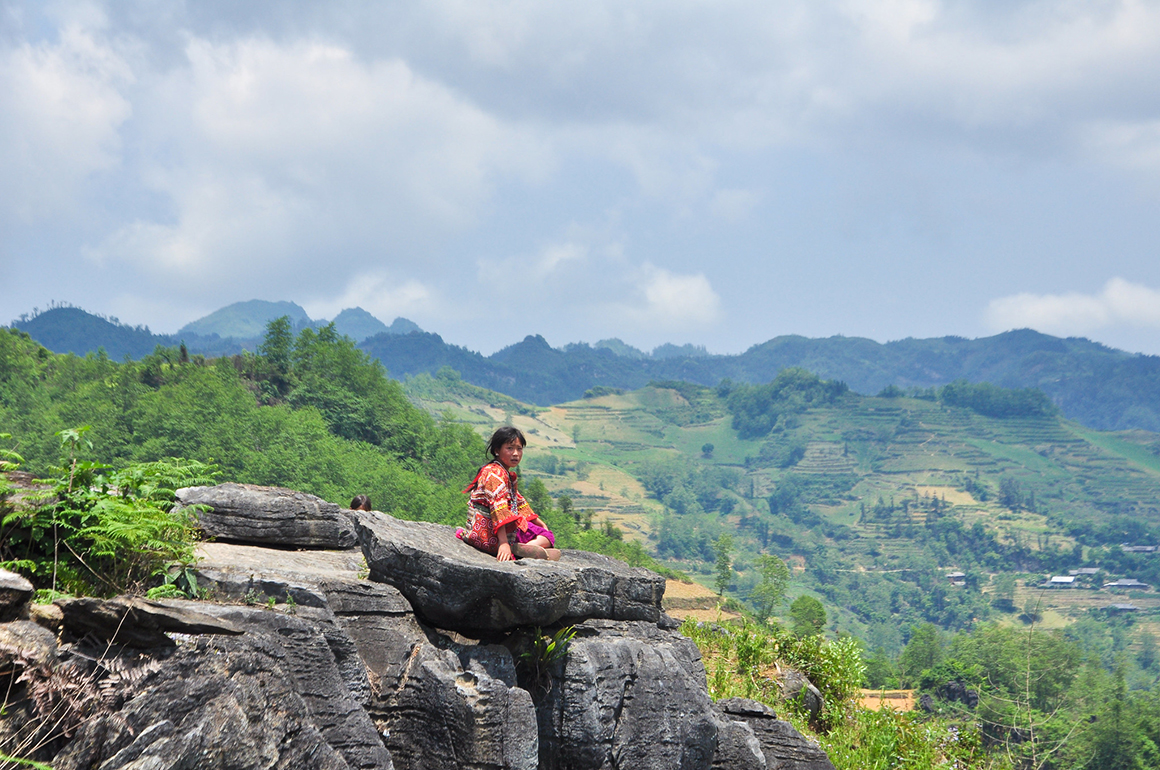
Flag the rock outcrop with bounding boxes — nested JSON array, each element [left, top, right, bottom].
[[0, 567, 34, 621], [354, 509, 665, 631], [176, 482, 358, 548], [0, 482, 835, 770]]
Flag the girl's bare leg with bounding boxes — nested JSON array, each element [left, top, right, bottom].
[[527, 535, 562, 561], [513, 540, 548, 559]]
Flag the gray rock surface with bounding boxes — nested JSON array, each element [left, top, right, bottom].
[[0, 619, 58, 667], [715, 698, 835, 770], [324, 579, 539, 770], [354, 510, 664, 631], [176, 482, 358, 548], [0, 567, 34, 621], [54, 603, 394, 770], [56, 595, 244, 647], [192, 541, 365, 608], [780, 667, 825, 725], [536, 619, 718, 770]]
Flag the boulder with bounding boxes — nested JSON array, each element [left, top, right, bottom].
[[324, 579, 539, 770], [535, 619, 718, 770], [53, 636, 363, 770], [780, 667, 824, 725], [715, 698, 835, 770], [353, 510, 665, 632], [56, 595, 244, 647], [192, 541, 366, 608], [0, 567, 34, 621], [0, 619, 58, 668], [176, 482, 358, 549]]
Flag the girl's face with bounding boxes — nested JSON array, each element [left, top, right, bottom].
[[496, 439, 524, 469]]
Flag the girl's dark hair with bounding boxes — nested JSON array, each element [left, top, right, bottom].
[[350, 494, 371, 511], [487, 426, 526, 458]]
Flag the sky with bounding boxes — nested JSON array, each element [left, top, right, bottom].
[[3, 1, 1160, 356]]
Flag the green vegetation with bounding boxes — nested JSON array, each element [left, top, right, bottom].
[[0, 323, 483, 529]]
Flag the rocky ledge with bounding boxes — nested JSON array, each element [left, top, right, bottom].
[[0, 483, 834, 770]]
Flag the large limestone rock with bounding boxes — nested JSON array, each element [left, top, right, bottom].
[[176, 482, 358, 548], [322, 579, 539, 770], [56, 595, 244, 647], [353, 510, 665, 632], [192, 541, 366, 608], [53, 603, 394, 770], [714, 698, 835, 770], [535, 619, 718, 770], [0, 567, 34, 621]]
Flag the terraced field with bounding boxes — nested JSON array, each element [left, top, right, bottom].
[[405, 376, 1160, 642]]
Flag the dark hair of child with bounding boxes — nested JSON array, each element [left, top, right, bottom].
[[486, 426, 526, 458], [350, 494, 372, 511]]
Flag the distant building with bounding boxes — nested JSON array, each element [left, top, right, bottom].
[[1068, 568, 1100, 576], [946, 571, 966, 587], [1120, 545, 1158, 554], [1046, 576, 1076, 588], [1104, 578, 1150, 590], [1108, 603, 1140, 613]]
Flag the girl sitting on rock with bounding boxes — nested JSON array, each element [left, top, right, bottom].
[[457, 426, 561, 562]]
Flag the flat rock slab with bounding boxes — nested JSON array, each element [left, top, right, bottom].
[[56, 596, 244, 648], [353, 511, 665, 632], [177, 482, 358, 549], [193, 541, 365, 608]]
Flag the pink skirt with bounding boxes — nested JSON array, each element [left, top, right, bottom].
[[516, 519, 555, 547]]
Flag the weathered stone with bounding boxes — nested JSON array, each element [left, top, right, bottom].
[[780, 667, 824, 725], [0, 619, 58, 667], [353, 510, 664, 632], [326, 580, 538, 770], [192, 541, 365, 608], [182, 603, 394, 770], [52, 636, 359, 770], [536, 619, 718, 770], [716, 698, 835, 770], [28, 601, 64, 631], [56, 596, 243, 648], [0, 567, 34, 621], [176, 482, 357, 549], [711, 717, 767, 770]]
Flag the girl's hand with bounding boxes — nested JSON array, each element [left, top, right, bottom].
[[497, 542, 514, 562]]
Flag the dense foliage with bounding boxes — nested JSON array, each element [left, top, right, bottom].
[[0, 323, 484, 526]]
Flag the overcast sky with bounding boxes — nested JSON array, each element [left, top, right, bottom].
[[3, 0, 1160, 356]]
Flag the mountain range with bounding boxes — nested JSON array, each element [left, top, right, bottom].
[[13, 301, 421, 360], [10, 302, 1160, 433]]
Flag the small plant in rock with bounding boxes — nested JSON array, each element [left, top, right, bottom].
[[518, 625, 576, 697]]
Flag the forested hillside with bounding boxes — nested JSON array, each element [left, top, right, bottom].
[[406, 368, 1160, 659], [368, 328, 1160, 432], [16, 304, 1160, 431]]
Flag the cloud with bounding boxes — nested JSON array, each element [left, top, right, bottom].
[[87, 35, 550, 294], [303, 271, 433, 323], [984, 278, 1160, 336], [0, 19, 131, 220], [621, 265, 721, 330]]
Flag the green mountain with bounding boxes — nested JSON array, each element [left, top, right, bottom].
[[14, 306, 167, 360], [365, 329, 1160, 432], [178, 300, 313, 339]]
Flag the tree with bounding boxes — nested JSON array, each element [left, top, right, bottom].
[[899, 623, 944, 686], [789, 595, 826, 637], [993, 574, 1017, 612], [714, 534, 734, 596], [701, 442, 714, 458], [750, 554, 790, 622], [999, 476, 1023, 511]]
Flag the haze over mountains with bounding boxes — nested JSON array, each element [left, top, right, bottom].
[[10, 301, 1160, 433]]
